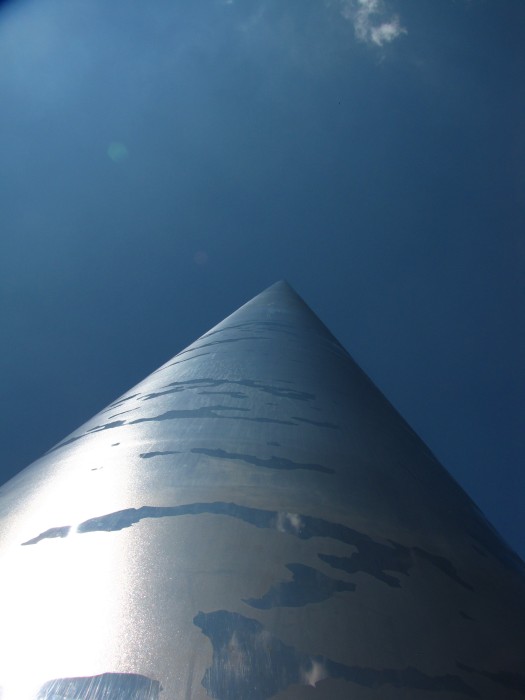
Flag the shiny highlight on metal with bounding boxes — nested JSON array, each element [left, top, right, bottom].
[[0, 281, 524, 699]]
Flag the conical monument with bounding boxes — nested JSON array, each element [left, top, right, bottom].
[[0, 281, 524, 699]]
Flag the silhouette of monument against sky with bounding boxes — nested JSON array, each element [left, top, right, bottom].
[[0, 281, 524, 699]]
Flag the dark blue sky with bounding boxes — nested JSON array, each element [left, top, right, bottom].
[[1, 0, 524, 558]]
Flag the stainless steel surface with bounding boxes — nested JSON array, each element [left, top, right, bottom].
[[1, 281, 524, 699]]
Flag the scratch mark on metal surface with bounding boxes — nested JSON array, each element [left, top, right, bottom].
[[22, 502, 473, 593], [194, 610, 479, 699], [143, 378, 315, 403], [291, 416, 340, 429], [140, 451, 181, 459], [104, 393, 141, 410], [47, 401, 299, 454], [191, 448, 333, 474], [197, 391, 247, 399], [130, 408, 294, 427], [319, 543, 412, 588], [157, 351, 214, 373], [48, 421, 127, 452], [243, 563, 355, 608], [457, 663, 525, 695], [106, 409, 136, 420], [36, 672, 162, 699], [413, 547, 473, 591], [172, 337, 270, 361]]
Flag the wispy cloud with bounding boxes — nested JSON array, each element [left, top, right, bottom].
[[338, 0, 406, 47]]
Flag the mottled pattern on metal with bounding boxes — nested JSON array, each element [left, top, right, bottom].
[[36, 673, 161, 699], [1, 281, 524, 699]]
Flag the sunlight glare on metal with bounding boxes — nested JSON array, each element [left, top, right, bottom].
[[0, 444, 138, 699]]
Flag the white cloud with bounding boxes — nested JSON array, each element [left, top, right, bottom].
[[338, 0, 407, 47], [370, 17, 406, 45]]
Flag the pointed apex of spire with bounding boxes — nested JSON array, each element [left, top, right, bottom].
[[248, 279, 306, 306], [205, 279, 340, 350], [232, 279, 308, 319], [266, 279, 294, 291], [257, 279, 298, 297]]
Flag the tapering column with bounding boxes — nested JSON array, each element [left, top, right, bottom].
[[1, 281, 524, 699]]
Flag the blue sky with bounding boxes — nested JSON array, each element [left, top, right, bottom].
[[0, 0, 524, 557]]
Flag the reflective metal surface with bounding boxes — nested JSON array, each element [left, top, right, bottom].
[[1, 281, 524, 699]]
